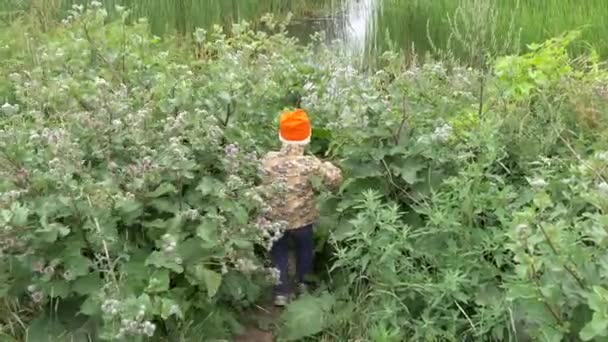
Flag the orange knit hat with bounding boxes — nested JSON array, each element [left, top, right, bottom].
[[279, 109, 311, 145]]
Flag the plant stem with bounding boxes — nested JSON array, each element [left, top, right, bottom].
[[530, 262, 564, 327], [536, 223, 586, 289], [394, 100, 409, 145]]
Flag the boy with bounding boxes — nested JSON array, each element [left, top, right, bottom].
[[260, 108, 342, 306]]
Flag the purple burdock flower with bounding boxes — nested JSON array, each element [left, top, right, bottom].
[[224, 144, 239, 158], [246, 151, 258, 162], [31, 291, 44, 303], [142, 321, 156, 337], [44, 266, 55, 276], [63, 270, 73, 281], [4, 238, 15, 248]]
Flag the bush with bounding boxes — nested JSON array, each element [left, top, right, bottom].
[[1, 4, 608, 342], [0, 6, 304, 340], [315, 32, 608, 341]]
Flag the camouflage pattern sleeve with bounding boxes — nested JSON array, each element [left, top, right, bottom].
[[318, 159, 343, 190]]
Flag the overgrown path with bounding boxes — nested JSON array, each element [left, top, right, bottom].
[[234, 303, 281, 342]]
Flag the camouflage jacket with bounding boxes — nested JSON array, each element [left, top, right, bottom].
[[259, 144, 342, 230]]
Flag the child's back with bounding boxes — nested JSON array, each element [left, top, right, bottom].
[[260, 144, 341, 229], [258, 108, 342, 306]]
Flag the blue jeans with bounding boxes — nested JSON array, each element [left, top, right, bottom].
[[270, 224, 314, 295]]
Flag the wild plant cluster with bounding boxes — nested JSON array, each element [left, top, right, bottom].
[[1, 5, 608, 342]]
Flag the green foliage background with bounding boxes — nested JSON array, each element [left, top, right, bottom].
[[1, 4, 608, 342]]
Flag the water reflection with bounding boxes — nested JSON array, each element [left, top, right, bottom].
[[289, 0, 379, 63], [337, 0, 377, 58]]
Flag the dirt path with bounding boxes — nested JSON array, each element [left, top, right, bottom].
[[234, 304, 282, 342], [234, 253, 295, 341], [234, 327, 273, 342]]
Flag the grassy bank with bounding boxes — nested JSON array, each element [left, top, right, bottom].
[[2, 0, 608, 61], [379, 0, 608, 59]]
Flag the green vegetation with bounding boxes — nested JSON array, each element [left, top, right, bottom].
[[3, 0, 608, 60], [0, 0, 331, 33], [380, 0, 608, 58], [1, 2, 608, 342]]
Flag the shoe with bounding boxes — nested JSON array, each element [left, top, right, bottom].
[[273, 295, 289, 307]]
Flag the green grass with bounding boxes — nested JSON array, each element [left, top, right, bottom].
[[1, 0, 608, 60], [378, 0, 608, 58]]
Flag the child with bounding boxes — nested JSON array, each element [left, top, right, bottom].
[[259, 108, 342, 306]]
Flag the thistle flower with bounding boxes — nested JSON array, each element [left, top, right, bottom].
[[31, 291, 44, 303], [529, 177, 548, 188], [136, 306, 145, 321], [168, 304, 181, 316], [224, 144, 239, 158], [236, 258, 258, 273], [515, 223, 530, 240], [44, 265, 55, 276], [112, 119, 123, 128], [267, 267, 281, 284], [101, 299, 120, 315], [184, 209, 200, 220], [162, 234, 178, 253], [597, 181, 608, 196], [1, 103, 19, 116], [432, 123, 453, 142], [8, 73, 21, 83], [142, 321, 156, 337], [32, 260, 44, 273], [246, 151, 258, 162], [256, 217, 270, 230], [62, 270, 74, 281], [0, 190, 25, 203], [226, 174, 244, 190]]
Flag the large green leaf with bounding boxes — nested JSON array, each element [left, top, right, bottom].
[[179, 237, 215, 262], [79, 296, 100, 316], [580, 286, 608, 340], [580, 313, 608, 341], [11, 205, 29, 226], [46, 280, 70, 299], [26, 315, 66, 342], [218, 200, 248, 225], [146, 251, 184, 273], [72, 272, 102, 295], [197, 219, 219, 247], [202, 268, 222, 298], [197, 176, 224, 196], [390, 156, 426, 184], [146, 269, 170, 293], [279, 293, 335, 341], [147, 182, 178, 198]]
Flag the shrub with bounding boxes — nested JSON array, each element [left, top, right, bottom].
[[0, 5, 307, 340]]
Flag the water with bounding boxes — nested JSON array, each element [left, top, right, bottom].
[[286, 0, 380, 64], [332, 0, 379, 60]]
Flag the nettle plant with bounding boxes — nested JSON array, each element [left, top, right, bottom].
[[505, 154, 608, 342], [309, 31, 608, 341], [0, 5, 314, 340]]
